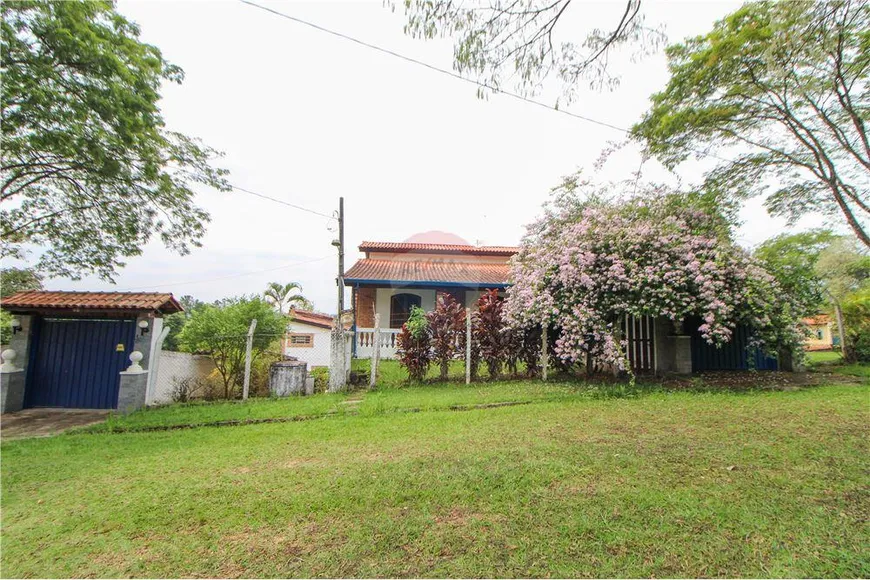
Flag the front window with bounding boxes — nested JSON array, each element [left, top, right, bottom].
[[390, 293, 422, 328]]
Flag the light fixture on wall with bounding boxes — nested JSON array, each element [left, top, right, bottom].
[[138, 319, 149, 336], [9, 318, 21, 335]]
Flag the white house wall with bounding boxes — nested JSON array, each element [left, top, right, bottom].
[[374, 288, 436, 326], [284, 321, 332, 367], [365, 287, 505, 329]]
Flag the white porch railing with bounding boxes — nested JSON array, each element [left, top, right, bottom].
[[355, 328, 401, 359]]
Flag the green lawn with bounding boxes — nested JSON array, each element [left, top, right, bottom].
[[805, 351, 870, 379], [2, 382, 868, 577]]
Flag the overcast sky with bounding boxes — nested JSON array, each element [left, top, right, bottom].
[[47, 0, 826, 313]]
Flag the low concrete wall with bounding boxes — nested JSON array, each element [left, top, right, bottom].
[[150, 351, 217, 405]]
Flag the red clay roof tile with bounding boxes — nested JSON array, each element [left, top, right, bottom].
[[1, 291, 183, 314], [359, 241, 518, 256], [344, 259, 510, 286]]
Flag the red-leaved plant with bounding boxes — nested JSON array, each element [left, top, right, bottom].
[[426, 293, 466, 380], [396, 306, 432, 381], [474, 289, 507, 379]]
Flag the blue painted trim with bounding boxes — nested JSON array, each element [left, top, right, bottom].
[[344, 278, 508, 289]]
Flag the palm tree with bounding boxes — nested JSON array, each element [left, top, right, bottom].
[[264, 282, 310, 316]]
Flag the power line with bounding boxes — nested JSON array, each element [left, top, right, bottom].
[[116, 255, 332, 292], [176, 167, 335, 219], [237, 0, 733, 165], [227, 182, 334, 219]]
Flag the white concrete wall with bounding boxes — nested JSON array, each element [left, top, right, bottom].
[[284, 321, 332, 367], [151, 351, 217, 405]]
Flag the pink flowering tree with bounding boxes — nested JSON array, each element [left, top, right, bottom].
[[505, 176, 802, 371]]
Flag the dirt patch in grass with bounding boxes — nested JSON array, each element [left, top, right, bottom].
[[654, 370, 862, 390]]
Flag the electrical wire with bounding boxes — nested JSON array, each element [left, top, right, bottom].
[[116, 255, 332, 292], [238, 0, 733, 164], [227, 183, 334, 219]]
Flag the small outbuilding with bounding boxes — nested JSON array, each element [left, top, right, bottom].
[[1, 291, 182, 413]]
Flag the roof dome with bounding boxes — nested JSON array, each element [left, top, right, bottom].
[[403, 231, 470, 246]]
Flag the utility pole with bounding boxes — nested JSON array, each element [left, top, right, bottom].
[[337, 196, 344, 319], [328, 197, 347, 393]]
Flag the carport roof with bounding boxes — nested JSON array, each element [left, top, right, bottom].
[[1, 291, 183, 314]]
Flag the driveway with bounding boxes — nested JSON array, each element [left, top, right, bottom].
[[1, 409, 109, 439]]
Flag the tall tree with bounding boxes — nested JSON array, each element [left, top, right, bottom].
[[0, 267, 43, 299], [633, 0, 870, 246], [814, 237, 870, 362], [179, 296, 285, 399], [161, 294, 205, 352], [1, 1, 229, 280], [753, 229, 839, 315], [398, 0, 664, 99], [264, 281, 309, 316], [0, 267, 42, 344]]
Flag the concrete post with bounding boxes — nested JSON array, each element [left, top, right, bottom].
[[370, 313, 380, 389], [0, 349, 25, 414], [541, 324, 549, 381], [465, 308, 471, 385], [328, 322, 346, 393], [1, 315, 34, 414], [671, 335, 692, 374], [118, 351, 149, 414], [242, 318, 257, 400]]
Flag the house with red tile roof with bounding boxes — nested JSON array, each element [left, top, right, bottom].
[[343, 233, 517, 357], [284, 309, 350, 367], [802, 314, 835, 351]]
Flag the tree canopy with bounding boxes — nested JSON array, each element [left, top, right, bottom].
[[753, 229, 839, 316], [1, 0, 229, 280], [178, 296, 285, 398], [398, 0, 664, 99], [633, 0, 869, 246], [505, 177, 802, 369]]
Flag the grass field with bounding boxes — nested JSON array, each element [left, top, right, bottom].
[[2, 376, 868, 577], [806, 350, 870, 378]]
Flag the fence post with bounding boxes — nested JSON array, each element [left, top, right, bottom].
[[370, 313, 380, 389], [541, 323, 548, 381], [465, 307, 472, 385], [146, 325, 172, 405], [242, 318, 257, 400], [328, 321, 346, 393]]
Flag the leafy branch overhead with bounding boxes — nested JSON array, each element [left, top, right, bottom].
[[1, 1, 230, 280], [633, 0, 869, 246], [399, 0, 665, 100]]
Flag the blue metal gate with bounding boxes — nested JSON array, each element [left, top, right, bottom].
[[25, 318, 137, 409], [687, 318, 778, 372]]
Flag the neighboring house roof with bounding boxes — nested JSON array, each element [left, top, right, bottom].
[[803, 314, 831, 326], [344, 259, 510, 287], [359, 241, 519, 257], [1, 291, 183, 314], [289, 309, 341, 330]]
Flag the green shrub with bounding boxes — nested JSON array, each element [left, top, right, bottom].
[[841, 289, 870, 362], [311, 367, 329, 393]]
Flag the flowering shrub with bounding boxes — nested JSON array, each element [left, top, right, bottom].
[[427, 294, 466, 380], [396, 306, 432, 381], [505, 179, 802, 369]]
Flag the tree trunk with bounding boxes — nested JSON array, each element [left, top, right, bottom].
[[440, 360, 448, 380], [833, 300, 853, 363]]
